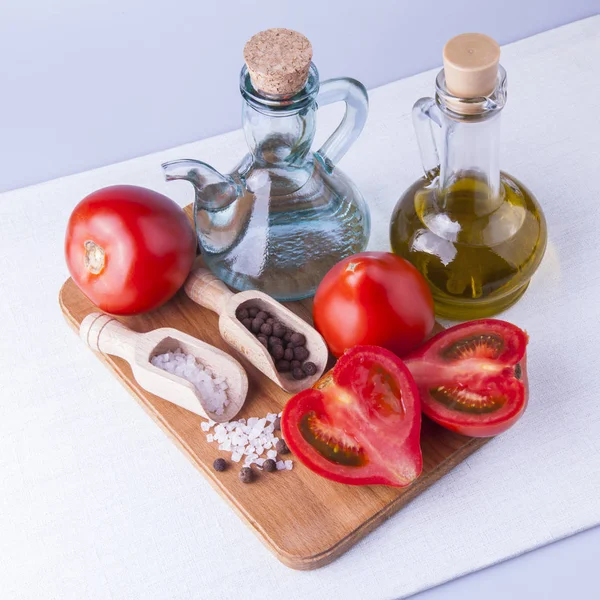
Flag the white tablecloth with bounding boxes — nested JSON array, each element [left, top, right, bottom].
[[1, 16, 599, 600]]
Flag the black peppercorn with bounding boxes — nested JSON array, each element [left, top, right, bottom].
[[284, 331, 293, 343], [292, 367, 305, 380], [237, 308, 249, 320], [213, 458, 227, 472], [290, 332, 306, 347], [256, 311, 269, 321], [293, 346, 309, 361], [271, 344, 285, 360], [248, 307, 259, 318], [263, 459, 277, 472], [260, 322, 273, 336], [268, 336, 282, 347], [276, 439, 289, 455], [276, 359, 291, 372], [272, 322, 286, 338], [239, 466, 253, 483], [242, 318, 253, 330], [266, 317, 275, 324], [257, 334, 268, 347], [273, 416, 281, 430], [302, 362, 317, 376], [251, 318, 264, 333], [290, 360, 301, 369], [284, 348, 294, 361]]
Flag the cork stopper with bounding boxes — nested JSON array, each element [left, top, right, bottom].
[[243, 28, 313, 97], [443, 33, 500, 98]]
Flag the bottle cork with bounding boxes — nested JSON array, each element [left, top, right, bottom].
[[443, 33, 500, 98], [243, 28, 313, 97]]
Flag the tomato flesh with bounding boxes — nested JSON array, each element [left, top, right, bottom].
[[281, 346, 422, 487], [404, 320, 528, 437]]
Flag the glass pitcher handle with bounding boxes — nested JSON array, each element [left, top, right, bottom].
[[413, 97, 443, 180], [315, 78, 369, 171]]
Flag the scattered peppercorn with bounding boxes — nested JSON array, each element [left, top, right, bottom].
[[273, 416, 281, 430], [239, 467, 253, 483], [276, 439, 290, 455], [213, 458, 227, 472], [263, 459, 277, 472]]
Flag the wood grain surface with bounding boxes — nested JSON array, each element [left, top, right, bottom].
[[58, 204, 489, 570]]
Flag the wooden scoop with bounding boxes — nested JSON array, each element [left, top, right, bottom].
[[80, 312, 248, 422], [184, 268, 328, 393]]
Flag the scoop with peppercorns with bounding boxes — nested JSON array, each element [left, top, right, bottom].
[[236, 304, 323, 384]]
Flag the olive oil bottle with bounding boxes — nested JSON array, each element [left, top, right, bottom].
[[390, 34, 547, 320]]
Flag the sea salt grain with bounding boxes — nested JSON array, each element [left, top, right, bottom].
[[151, 348, 230, 415], [201, 414, 293, 470]]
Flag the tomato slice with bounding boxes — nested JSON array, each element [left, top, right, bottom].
[[281, 346, 422, 487], [404, 320, 529, 437]]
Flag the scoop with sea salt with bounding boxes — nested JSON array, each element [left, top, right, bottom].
[[80, 312, 248, 421]]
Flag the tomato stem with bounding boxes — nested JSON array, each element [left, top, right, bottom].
[[84, 240, 105, 275]]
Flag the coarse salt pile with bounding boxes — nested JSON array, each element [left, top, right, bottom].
[[201, 413, 293, 470], [151, 348, 230, 416]]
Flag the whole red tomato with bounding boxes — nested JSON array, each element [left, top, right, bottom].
[[65, 185, 196, 315], [313, 252, 435, 357]]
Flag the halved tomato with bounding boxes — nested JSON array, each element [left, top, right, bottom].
[[404, 320, 529, 437], [281, 346, 422, 487]]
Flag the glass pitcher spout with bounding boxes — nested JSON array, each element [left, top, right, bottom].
[[161, 159, 240, 211]]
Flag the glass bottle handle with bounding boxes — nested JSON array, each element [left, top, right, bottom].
[[315, 78, 369, 171], [413, 97, 442, 179]]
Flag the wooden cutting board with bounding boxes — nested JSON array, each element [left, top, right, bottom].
[[58, 207, 489, 570]]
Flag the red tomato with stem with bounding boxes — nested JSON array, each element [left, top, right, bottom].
[[313, 252, 435, 358], [281, 345, 422, 487], [65, 185, 196, 315], [404, 319, 529, 437]]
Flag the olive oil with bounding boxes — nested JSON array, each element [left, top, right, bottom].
[[390, 171, 547, 320], [390, 33, 547, 320]]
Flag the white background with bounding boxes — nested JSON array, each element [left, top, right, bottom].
[[0, 2, 599, 599], [0, 0, 596, 193]]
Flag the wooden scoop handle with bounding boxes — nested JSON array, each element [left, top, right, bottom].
[[80, 313, 140, 364], [184, 268, 234, 315]]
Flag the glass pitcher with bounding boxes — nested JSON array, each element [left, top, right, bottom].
[[162, 29, 370, 301], [390, 33, 547, 320]]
